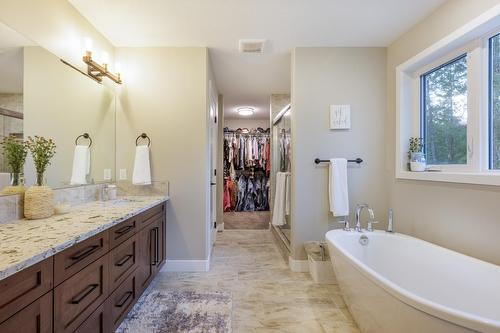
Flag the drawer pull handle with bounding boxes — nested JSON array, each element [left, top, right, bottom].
[[71, 284, 98, 304], [71, 245, 100, 261], [116, 254, 133, 267], [115, 225, 134, 236], [116, 291, 133, 308]]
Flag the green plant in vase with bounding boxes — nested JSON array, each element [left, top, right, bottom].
[[0, 135, 27, 194], [24, 136, 57, 219], [408, 137, 426, 172], [26, 136, 56, 186]]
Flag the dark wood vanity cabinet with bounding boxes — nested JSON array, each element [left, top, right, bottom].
[[136, 211, 165, 295], [0, 202, 166, 333]]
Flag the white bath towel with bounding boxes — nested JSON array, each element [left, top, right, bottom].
[[329, 158, 349, 217], [132, 145, 152, 185], [70, 145, 90, 185], [272, 172, 289, 226]]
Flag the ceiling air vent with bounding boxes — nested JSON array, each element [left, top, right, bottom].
[[239, 39, 266, 54]]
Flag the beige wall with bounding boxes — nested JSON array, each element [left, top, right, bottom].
[[116, 47, 211, 260], [386, 0, 500, 266], [291, 47, 387, 259], [23, 46, 115, 188], [224, 118, 270, 130], [0, 0, 115, 72]]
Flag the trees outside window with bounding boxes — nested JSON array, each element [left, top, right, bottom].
[[421, 55, 468, 165]]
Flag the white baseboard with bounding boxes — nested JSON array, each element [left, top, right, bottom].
[[162, 259, 210, 272], [288, 256, 309, 272], [217, 222, 224, 232]]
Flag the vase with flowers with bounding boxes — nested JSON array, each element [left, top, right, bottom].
[[24, 136, 56, 219], [0, 135, 27, 195]]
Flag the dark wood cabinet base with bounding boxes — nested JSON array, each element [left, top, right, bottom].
[[0, 202, 166, 333]]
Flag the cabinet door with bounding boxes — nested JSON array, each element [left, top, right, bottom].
[[0, 258, 53, 324], [54, 255, 109, 333], [73, 303, 109, 333], [156, 215, 166, 270], [106, 270, 138, 332], [109, 235, 138, 293], [54, 231, 109, 286], [0, 292, 52, 333], [137, 223, 155, 295]]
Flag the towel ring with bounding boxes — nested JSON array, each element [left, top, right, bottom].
[[136, 133, 151, 147], [75, 133, 92, 147]]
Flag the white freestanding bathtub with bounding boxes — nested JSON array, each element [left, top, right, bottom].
[[325, 230, 500, 333]]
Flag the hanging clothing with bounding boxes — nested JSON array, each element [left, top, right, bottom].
[[224, 129, 271, 212]]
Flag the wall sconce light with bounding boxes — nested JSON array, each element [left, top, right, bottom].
[[83, 51, 122, 84]]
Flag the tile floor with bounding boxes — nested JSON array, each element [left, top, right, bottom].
[[149, 230, 360, 332], [224, 211, 271, 230]]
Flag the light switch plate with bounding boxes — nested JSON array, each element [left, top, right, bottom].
[[119, 169, 127, 180], [103, 169, 112, 180], [330, 105, 351, 129]]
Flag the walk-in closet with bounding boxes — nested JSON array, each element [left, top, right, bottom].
[[222, 116, 271, 229]]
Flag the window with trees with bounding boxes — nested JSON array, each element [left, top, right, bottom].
[[396, 13, 500, 185], [421, 55, 468, 165]]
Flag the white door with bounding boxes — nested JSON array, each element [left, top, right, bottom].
[[208, 81, 218, 248]]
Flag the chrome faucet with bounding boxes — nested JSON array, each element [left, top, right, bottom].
[[337, 218, 351, 231], [387, 209, 394, 233], [101, 184, 109, 201], [355, 204, 376, 232]]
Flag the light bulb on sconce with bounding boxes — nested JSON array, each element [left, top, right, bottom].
[[83, 37, 93, 54], [82, 48, 122, 84], [114, 62, 122, 80], [101, 51, 109, 67]]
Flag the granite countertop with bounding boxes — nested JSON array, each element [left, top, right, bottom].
[[0, 195, 169, 281]]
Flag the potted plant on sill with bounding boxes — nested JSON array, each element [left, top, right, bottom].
[[0, 135, 28, 195], [24, 136, 56, 219], [408, 137, 426, 172]]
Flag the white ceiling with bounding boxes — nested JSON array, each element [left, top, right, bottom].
[[69, 0, 445, 119], [0, 22, 34, 94]]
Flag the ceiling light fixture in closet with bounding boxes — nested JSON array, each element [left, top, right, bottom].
[[237, 107, 255, 116]]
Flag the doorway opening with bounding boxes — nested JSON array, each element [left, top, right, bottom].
[[222, 109, 271, 230]]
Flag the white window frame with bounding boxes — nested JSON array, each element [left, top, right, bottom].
[[395, 5, 500, 186]]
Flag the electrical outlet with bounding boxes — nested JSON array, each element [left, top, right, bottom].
[[119, 169, 127, 180], [104, 169, 112, 180]]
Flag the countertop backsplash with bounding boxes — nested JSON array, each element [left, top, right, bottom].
[[0, 181, 170, 225]]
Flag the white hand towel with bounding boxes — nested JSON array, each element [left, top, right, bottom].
[[132, 145, 152, 185], [329, 158, 349, 217], [272, 172, 288, 226], [70, 145, 90, 185]]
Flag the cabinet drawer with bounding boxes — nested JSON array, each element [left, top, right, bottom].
[[106, 269, 138, 332], [74, 302, 110, 333], [54, 255, 109, 333], [54, 231, 109, 285], [0, 291, 52, 333], [138, 203, 165, 229], [109, 234, 138, 292], [0, 257, 53, 324], [109, 217, 137, 249]]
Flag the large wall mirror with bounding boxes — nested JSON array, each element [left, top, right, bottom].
[[0, 22, 116, 195]]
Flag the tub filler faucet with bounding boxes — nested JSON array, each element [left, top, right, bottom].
[[355, 204, 377, 232], [387, 209, 394, 233]]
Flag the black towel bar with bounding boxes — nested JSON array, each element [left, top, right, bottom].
[[314, 158, 363, 164]]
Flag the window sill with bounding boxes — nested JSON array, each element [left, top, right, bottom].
[[396, 170, 500, 186]]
